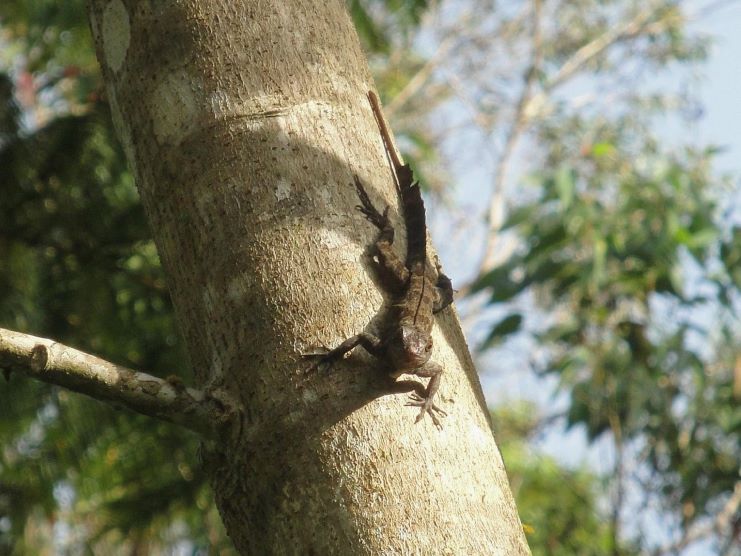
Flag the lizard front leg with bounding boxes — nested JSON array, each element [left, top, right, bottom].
[[305, 332, 384, 373], [406, 361, 446, 428]]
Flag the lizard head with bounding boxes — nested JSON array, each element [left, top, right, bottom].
[[387, 326, 433, 370]]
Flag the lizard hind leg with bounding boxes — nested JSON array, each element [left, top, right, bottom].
[[432, 271, 455, 314], [353, 175, 392, 235]]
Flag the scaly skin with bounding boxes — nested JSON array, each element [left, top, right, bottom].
[[306, 92, 454, 428]]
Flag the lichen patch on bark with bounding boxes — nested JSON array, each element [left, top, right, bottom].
[[101, 0, 130, 73], [150, 72, 200, 145], [275, 178, 292, 201]]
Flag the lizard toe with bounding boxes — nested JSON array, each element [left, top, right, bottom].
[[406, 396, 446, 428]]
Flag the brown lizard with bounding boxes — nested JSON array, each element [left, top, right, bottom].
[[307, 91, 454, 428]]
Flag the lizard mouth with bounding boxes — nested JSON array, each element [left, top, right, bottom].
[[388, 345, 431, 371]]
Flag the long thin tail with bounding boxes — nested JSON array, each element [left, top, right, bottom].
[[367, 91, 427, 269], [367, 91, 404, 185]]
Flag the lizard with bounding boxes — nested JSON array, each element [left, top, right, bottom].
[[307, 91, 454, 428]]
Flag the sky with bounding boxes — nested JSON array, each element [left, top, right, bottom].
[[695, 1, 741, 174]]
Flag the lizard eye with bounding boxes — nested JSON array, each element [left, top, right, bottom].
[[426, 341, 433, 351]]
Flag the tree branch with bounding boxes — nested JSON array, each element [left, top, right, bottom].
[[462, 2, 678, 292], [0, 327, 236, 438], [477, 0, 543, 279], [609, 413, 626, 556], [385, 35, 455, 118], [545, 6, 658, 92], [652, 480, 741, 555]]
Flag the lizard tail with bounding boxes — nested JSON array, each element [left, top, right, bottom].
[[366, 91, 427, 269], [401, 180, 427, 269]]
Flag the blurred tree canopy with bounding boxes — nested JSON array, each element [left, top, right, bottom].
[[1, 0, 739, 554]]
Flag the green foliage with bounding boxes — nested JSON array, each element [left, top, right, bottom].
[[493, 403, 638, 556], [0, 6, 233, 550], [475, 144, 740, 526], [0, 95, 231, 555], [349, 0, 430, 55], [453, 2, 738, 548]]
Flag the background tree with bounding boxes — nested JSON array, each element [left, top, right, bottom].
[[1, 0, 740, 554], [1, 0, 527, 554]]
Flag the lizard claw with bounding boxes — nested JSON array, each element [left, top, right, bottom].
[[353, 177, 390, 230], [406, 394, 446, 429], [356, 203, 389, 230]]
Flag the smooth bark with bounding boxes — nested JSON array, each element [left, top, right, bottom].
[[87, 0, 530, 553]]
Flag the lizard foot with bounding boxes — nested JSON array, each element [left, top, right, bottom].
[[357, 202, 390, 230], [406, 393, 447, 429], [354, 175, 391, 230]]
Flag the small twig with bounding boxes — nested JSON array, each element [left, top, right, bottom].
[[478, 0, 544, 274], [609, 413, 626, 556], [385, 36, 456, 118], [0, 327, 236, 438], [652, 479, 741, 555], [466, 1, 676, 289]]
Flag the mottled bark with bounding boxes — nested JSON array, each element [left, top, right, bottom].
[[87, 0, 530, 553]]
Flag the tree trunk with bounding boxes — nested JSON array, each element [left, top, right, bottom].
[[86, 0, 530, 553]]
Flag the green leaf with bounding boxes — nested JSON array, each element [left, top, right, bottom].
[[483, 313, 523, 347], [555, 165, 575, 209], [471, 262, 527, 302], [502, 205, 538, 230], [592, 237, 607, 287], [348, 0, 389, 54], [686, 228, 717, 250], [591, 142, 616, 158]]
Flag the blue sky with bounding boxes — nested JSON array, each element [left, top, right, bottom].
[[696, 1, 741, 174]]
